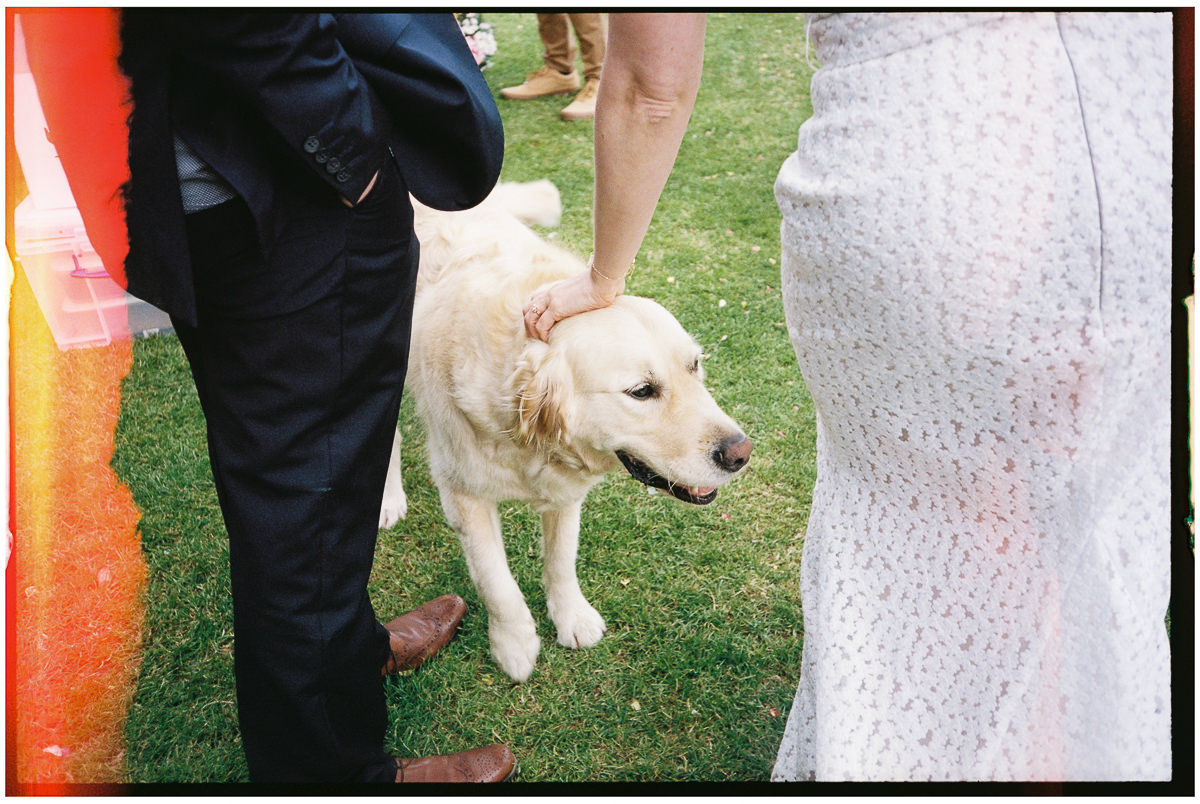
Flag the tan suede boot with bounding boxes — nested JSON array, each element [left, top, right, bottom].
[[500, 65, 581, 100], [560, 78, 599, 121]]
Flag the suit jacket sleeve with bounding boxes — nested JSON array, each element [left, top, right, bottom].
[[165, 11, 389, 205]]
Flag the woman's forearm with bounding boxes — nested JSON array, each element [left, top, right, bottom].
[[591, 13, 706, 289], [521, 13, 706, 342]]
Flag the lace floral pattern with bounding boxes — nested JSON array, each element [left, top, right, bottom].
[[772, 12, 1172, 782]]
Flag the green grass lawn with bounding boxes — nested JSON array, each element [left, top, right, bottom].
[[114, 12, 818, 784]]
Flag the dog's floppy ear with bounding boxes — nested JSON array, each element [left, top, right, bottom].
[[508, 339, 574, 451]]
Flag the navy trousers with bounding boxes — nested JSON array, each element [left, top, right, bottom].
[[172, 157, 417, 783]]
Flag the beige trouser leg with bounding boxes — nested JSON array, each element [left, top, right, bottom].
[[537, 14, 574, 74], [569, 13, 607, 81], [538, 13, 607, 80]]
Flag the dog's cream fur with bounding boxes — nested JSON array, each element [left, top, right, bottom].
[[380, 182, 749, 682]]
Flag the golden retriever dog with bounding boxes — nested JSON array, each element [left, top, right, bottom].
[[379, 182, 752, 682]]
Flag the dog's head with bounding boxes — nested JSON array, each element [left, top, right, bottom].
[[508, 296, 751, 504]]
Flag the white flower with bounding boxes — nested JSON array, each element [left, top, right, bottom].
[[459, 14, 498, 68]]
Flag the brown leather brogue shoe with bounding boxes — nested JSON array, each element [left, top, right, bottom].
[[381, 594, 468, 676], [395, 744, 516, 783]]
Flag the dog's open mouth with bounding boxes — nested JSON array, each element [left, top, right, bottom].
[[616, 451, 718, 505]]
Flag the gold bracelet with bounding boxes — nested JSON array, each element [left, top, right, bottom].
[[587, 253, 633, 283]]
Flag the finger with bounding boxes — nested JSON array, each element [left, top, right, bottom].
[[524, 298, 549, 339], [524, 284, 553, 314], [534, 311, 556, 343]]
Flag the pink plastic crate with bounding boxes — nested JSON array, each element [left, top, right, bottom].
[[12, 27, 172, 350]]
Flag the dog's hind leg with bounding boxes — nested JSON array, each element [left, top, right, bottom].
[[542, 503, 607, 650], [378, 430, 408, 529], [440, 485, 541, 682]]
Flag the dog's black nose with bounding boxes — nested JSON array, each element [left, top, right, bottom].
[[713, 433, 752, 473]]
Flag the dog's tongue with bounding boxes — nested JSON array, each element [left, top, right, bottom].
[[686, 486, 716, 497]]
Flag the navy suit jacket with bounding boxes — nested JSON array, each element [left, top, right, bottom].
[[118, 11, 503, 327]]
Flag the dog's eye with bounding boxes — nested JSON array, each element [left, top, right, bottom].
[[627, 382, 659, 400]]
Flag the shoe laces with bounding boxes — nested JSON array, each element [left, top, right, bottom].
[[577, 80, 599, 101], [530, 64, 565, 81]]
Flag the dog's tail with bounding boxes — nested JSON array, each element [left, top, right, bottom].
[[411, 181, 563, 292], [484, 180, 561, 228]]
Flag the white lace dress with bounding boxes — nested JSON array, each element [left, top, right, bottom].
[[771, 12, 1172, 782]]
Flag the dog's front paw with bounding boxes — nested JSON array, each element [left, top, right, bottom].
[[550, 598, 607, 650], [489, 617, 541, 682], [379, 433, 406, 529], [378, 487, 408, 529]]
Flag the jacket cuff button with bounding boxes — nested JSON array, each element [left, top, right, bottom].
[[336, 170, 351, 183], [303, 136, 320, 153]]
